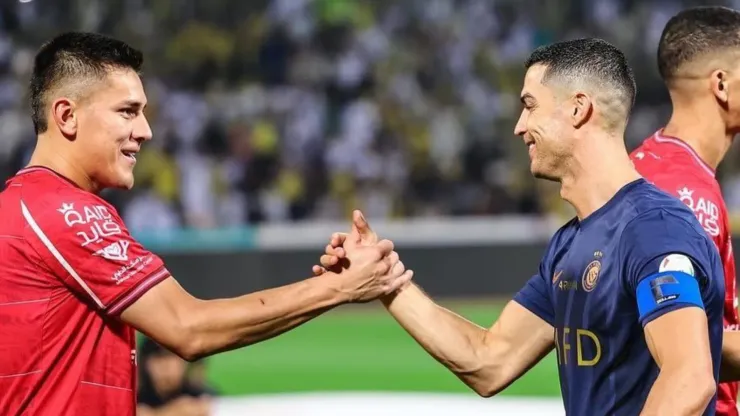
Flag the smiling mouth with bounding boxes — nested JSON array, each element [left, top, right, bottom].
[[121, 150, 137, 161]]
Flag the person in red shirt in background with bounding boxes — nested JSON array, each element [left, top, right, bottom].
[[630, 7, 740, 415]]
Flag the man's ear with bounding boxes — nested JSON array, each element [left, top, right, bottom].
[[570, 92, 593, 128], [710, 69, 729, 107], [50, 97, 78, 139]]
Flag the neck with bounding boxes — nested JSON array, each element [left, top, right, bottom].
[[559, 133, 641, 221], [27, 135, 98, 193], [662, 96, 733, 171]]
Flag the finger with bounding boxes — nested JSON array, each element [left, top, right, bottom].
[[324, 244, 345, 258], [352, 210, 378, 244], [390, 260, 405, 277], [375, 239, 395, 257], [312, 265, 327, 276], [384, 251, 400, 270], [331, 232, 348, 248], [320, 254, 339, 268], [386, 270, 414, 293]]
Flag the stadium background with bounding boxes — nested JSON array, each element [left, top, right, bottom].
[[2, 0, 740, 414]]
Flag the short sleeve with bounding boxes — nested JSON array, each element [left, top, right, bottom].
[[513, 270, 555, 326], [619, 208, 716, 326], [513, 232, 561, 326], [20, 195, 170, 316]]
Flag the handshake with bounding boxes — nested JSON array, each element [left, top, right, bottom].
[[310, 210, 414, 303]]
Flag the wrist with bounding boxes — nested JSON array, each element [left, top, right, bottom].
[[318, 272, 352, 305], [381, 281, 413, 307]]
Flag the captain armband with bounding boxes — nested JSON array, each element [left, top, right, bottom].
[[636, 254, 703, 321]]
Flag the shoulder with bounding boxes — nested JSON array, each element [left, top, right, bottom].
[[546, 217, 578, 251], [618, 207, 716, 272], [644, 169, 719, 203], [618, 207, 721, 292], [644, 172, 724, 239], [620, 207, 706, 244], [20, 184, 121, 242], [21, 182, 102, 216]]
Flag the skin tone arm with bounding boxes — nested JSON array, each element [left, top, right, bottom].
[[121, 230, 413, 362], [640, 307, 716, 415], [312, 212, 554, 397], [380, 285, 554, 396], [137, 397, 209, 416]]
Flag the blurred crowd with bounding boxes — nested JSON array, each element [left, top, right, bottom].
[[4, 0, 740, 229]]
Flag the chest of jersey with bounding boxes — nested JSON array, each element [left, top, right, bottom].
[[549, 225, 635, 369]]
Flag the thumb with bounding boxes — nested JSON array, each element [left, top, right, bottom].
[[352, 210, 377, 244], [349, 212, 362, 245]]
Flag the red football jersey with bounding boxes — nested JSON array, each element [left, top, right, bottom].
[[631, 130, 739, 416], [0, 167, 170, 415]]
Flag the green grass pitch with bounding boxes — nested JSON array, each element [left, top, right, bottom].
[[203, 301, 561, 397]]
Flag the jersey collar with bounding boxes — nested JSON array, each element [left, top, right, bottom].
[[12, 165, 84, 190]]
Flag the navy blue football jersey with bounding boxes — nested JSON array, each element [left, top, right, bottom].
[[514, 178, 724, 415]]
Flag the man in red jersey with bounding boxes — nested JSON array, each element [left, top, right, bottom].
[[0, 32, 413, 416], [630, 7, 740, 416]]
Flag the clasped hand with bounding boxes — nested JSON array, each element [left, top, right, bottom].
[[313, 210, 413, 303]]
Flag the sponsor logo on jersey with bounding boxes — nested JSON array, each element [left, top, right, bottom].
[[58, 202, 123, 247], [111, 255, 154, 285], [650, 274, 679, 304], [677, 187, 720, 237], [658, 253, 695, 276], [94, 240, 130, 262]]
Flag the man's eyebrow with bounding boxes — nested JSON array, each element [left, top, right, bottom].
[[119, 99, 147, 109], [520, 93, 535, 104]]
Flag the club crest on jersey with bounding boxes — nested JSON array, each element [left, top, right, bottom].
[[582, 260, 601, 292]]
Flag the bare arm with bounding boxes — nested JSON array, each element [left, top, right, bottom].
[[720, 330, 740, 382], [640, 308, 716, 416], [380, 284, 554, 397], [136, 397, 210, 416], [315, 212, 554, 397], [122, 275, 344, 361], [122, 240, 412, 361]]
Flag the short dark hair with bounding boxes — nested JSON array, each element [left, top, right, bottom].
[[658, 6, 740, 82], [30, 32, 144, 134], [525, 38, 636, 124]]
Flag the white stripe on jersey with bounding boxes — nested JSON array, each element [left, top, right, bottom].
[[21, 200, 105, 309]]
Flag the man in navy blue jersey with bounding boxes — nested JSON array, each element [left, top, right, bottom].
[[313, 38, 725, 415]]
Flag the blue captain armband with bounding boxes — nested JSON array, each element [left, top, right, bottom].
[[636, 271, 703, 322]]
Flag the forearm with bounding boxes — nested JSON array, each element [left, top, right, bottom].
[[381, 284, 506, 396], [721, 330, 740, 382], [136, 405, 168, 416], [640, 369, 715, 416], [188, 274, 347, 359], [136, 406, 155, 416]]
